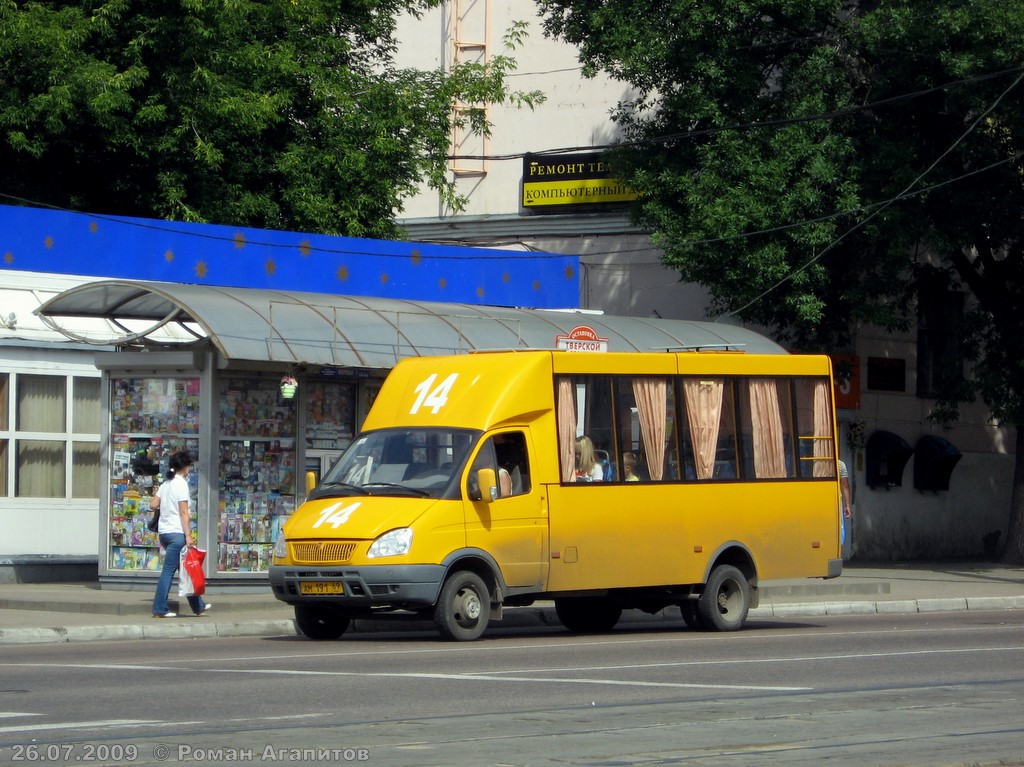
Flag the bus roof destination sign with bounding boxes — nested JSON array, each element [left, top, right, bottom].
[[556, 325, 609, 352]]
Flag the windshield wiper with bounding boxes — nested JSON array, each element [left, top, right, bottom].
[[361, 482, 430, 497], [312, 481, 370, 497]]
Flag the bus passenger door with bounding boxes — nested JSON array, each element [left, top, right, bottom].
[[465, 432, 547, 588]]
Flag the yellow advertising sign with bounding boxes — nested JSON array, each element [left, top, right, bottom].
[[523, 178, 639, 207], [522, 152, 639, 209]]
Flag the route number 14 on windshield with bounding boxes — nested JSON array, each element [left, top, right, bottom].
[[410, 373, 459, 414]]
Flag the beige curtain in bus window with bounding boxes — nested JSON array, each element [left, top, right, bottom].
[[812, 379, 835, 477], [683, 378, 724, 480], [557, 378, 577, 482], [632, 378, 667, 480], [749, 378, 787, 478]]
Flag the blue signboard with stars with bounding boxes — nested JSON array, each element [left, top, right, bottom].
[[0, 203, 579, 309]]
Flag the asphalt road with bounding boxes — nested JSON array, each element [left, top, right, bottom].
[[0, 611, 1021, 767]]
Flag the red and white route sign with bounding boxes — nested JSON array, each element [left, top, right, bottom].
[[555, 325, 609, 352]]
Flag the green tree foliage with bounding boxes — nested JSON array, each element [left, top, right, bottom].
[[0, 0, 542, 238], [538, 0, 1024, 561]]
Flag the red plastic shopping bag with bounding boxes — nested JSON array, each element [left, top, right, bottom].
[[178, 547, 207, 597]]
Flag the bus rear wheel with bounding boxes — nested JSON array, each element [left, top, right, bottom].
[[554, 597, 623, 633], [434, 570, 490, 641], [698, 565, 750, 631], [294, 604, 350, 640]]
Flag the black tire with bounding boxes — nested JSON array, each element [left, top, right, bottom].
[[554, 597, 623, 633], [680, 600, 704, 630], [697, 564, 750, 631], [434, 571, 490, 641], [294, 604, 350, 640]]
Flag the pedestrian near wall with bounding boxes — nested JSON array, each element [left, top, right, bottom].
[[839, 458, 852, 554], [151, 452, 211, 618]]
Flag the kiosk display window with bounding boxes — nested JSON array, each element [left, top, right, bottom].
[[108, 377, 201, 571], [305, 380, 356, 451], [217, 377, 297, 573]]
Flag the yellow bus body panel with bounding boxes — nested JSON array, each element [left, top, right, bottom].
[[277, 349, 840, 603]]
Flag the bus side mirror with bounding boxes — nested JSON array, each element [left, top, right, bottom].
[[305, 471, 317, 495], [476, 468, 498, 502]]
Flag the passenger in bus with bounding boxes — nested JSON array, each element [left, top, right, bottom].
[[575, 436, 604, 482], [496, 435, 529, 496], [497, 466, 513, 497], [622, 452, 641, 482]]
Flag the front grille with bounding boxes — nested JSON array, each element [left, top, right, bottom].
[[290, 541, 357, 564]]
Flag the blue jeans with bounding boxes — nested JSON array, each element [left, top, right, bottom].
[[152, 533, 207, 615]]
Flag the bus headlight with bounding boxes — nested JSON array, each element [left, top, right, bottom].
[[273, 535, 288, 559], [367, 528, 413, 558]]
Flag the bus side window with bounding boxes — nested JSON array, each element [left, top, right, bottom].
[[470, 432, 531, 499], [679, 377, 737, 481], [495, 432, 531, 496]]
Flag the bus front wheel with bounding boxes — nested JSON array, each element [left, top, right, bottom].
[[294, 604, 350, 640], [434, 570, 490, 641], [554, 598, 623, 633], [698, 565, 750, 631]]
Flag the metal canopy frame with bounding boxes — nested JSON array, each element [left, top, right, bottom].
[[35, 280, 785, 367]]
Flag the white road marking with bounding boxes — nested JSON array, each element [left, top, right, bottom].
[[0, 633, 1020, 698], [477, 644, 1024, 675], [207, 668, 811, 692], [140, 621, 1024, 665], [0, 719, 160, 734]]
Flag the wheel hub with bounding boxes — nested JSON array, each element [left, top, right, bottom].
[[457, 587, 482, 622]]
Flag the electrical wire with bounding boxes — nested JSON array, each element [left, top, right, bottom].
[[717, 70, 1024, 321], [4, 146, 1017, 266], [0, 192, 566, 261], [4, 65, 1021, 267], [415, 153, 1021, 259], [448, 65, 1024, 162]]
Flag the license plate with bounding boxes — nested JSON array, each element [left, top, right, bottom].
[[299, 581, 345, 595]]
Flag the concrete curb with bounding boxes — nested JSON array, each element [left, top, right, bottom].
[[2, 599, 1022, 646], [0, 628, 68, 644], [0, 619, 301, 644], [752, 595, 1024, 619]]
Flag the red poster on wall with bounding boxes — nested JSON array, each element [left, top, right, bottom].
[[831, 354, 861, 410]]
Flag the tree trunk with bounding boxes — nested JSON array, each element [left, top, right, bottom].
[[1002, 426, 1024, 564]]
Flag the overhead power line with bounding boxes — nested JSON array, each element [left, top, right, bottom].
[[449, 66, 1024, 162], [718, 70, 1024, 320]]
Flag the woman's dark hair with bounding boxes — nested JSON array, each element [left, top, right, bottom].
[[167, 451, 194, 478]]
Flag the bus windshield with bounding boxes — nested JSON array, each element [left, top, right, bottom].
[[313, 427, 479, 500]]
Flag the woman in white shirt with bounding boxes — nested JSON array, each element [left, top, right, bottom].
[[574, 436, 604, 482], [151, 452, 210, 618]]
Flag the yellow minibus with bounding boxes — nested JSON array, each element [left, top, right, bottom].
[[269, 350, 842, 641]]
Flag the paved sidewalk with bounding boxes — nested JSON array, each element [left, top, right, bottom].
[[1, 561, 1022, 645]]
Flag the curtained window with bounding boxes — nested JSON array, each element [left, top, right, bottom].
[[811, 380, 836, 477], [72, 442, 101, 498], [795, 378, 836, 478], [17, 375, 65, 432], [15, 375, 66, 498], [0, 375, 7, 495], [0, 373, 8, 430], [683, 378, 724, 480], [7, 373, 101, 500], [17, 439, 65, 497], [557, 378, 577, 483], [72, 377, 101, 434], [748, 378, 788, 479], [632, 378, 668, 480], [0, 439, 7, 496]]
